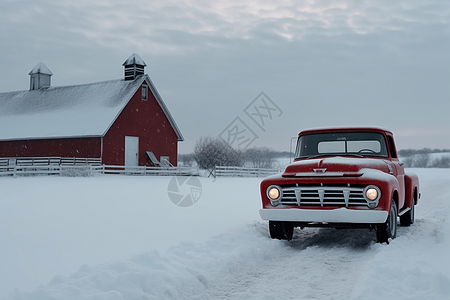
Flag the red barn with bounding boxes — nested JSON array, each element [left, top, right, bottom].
[[0, 54, 183, 166]]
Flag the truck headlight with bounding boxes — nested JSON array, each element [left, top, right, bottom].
[[267, 185, 282, 206], [364, 185, 381, 207], [366, 188, 378, 201]]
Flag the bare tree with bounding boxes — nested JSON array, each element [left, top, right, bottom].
[[193, 137, 243, 170], [430, 156, 450, 168], [400, 156, 414, 168], [414, 153, 431, 168], [245, 147, 276, 168]]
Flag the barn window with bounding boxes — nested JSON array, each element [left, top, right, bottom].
[[142, 84, 148, 101]]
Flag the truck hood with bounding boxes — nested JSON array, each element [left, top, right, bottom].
[[282, 156, 390, 177]]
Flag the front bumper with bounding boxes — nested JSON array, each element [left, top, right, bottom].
[[259, 208, 388, 224]]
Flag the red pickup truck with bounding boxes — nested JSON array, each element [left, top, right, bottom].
[[259, 127, 420, 243]]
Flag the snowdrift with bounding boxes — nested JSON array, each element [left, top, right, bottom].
[[0, 169, 449, 299]]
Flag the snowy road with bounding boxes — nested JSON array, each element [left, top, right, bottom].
[[0, 169, 449, 299], [183, 225, 378, 300]]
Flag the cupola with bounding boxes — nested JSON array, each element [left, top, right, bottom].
[[29, 62, 53, 90], [123, 53, 146, 81]]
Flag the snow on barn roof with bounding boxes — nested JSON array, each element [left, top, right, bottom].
[[123, 53, 146, 67], [0, 75, 183, 141], [28, 62, 53, 75]]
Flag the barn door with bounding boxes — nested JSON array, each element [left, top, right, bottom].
[[125, 136, 139, 166]]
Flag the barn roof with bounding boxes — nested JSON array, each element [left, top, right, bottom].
[[0, 75, 184, 141]]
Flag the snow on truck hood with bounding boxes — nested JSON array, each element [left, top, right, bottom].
[[282, 156, 390, 177]]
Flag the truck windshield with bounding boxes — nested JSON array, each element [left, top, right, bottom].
[[295, 132, 389, 159]]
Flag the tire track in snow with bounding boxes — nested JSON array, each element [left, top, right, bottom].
[[189, 223, 378, 300]]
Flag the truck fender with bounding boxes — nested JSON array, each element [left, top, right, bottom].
[[405, 171, 420, 207]]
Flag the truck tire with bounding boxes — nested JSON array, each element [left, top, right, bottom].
[[400, 203, 415, 226], [269, 221, 294, 240], [376, 201, 397, 243]]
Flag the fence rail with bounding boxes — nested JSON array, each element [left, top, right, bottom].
[[102, 165, 197, 176], [0, 165, 61, 177], [0, 157, 102, 166], [0, 165, 199, 177], [214, 166, 282, 178]]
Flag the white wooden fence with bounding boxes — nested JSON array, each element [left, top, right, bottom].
[[0, 165, 198, 177], [213, 166, 282, 178], [102, 165, 197, 176], [0, 157, 282, 178], [0, 157, 102, 166], [0, 165, 62, 177]]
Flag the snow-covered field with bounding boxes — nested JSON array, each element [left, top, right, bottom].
[[0, 169, 449, 300]]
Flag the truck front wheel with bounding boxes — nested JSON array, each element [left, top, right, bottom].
[[376, 200, 398, 243], [269, 221, 294, 240]]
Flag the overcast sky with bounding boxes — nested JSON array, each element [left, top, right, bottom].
[[1, 0, 449, 153]]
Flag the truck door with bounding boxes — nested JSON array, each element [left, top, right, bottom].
[[387, 133, 405, 209]]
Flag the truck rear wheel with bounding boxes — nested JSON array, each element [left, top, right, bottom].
[[269, 221, 294, 240], [376, 200, 397, 243]]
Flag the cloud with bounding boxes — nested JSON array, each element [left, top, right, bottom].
[[2, 0, 448, 57], [0, 0, 449, 151]]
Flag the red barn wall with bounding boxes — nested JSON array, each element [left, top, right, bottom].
[[102, 82, 179, 166], [0, 137, 101, 158]]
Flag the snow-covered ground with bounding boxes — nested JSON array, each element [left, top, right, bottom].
[[0, 168, 449, 300]]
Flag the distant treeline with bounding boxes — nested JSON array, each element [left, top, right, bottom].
[[398, 148, 450, 168], [179, 144, 450, 169], [398, 148, 450, 157]]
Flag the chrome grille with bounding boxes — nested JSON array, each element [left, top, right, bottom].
[[280, 186, 368, 207]]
